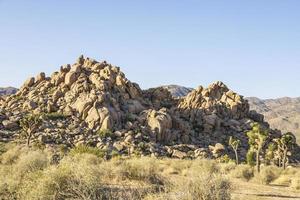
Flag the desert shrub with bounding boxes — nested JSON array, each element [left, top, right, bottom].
[[20, 155, 149, 200], [13, 150, 48, 176], [125, 113, 135, 122], [19, 154, 103, 199], [164, 159, 192, 175], [219, 162, 236, 174], [97, 129, 113, 139], [217, 154, 232, 163], [192, 174, 231, 200], [43, 112, 66, 120], [190, 159, 220, 174], [0, 149, 48, 199], [0, 145, 25, 165], [255, 166, 282, 185], [273, 174, 292, 186], [69, 145, 106, 158], [177, 173, 231, 200], [273, 167, 299, 186], [229, 165, 254, 181], [114, 157, 165, 185], [163, 159, 230, 200], [58, 144, 69, 155]]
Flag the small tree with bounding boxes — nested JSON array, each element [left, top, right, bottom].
[[229, 136, 241, 165], [265, 143, 276, 165], [274, 132, 296, 169], [246, 123, 269, 173], [20, 114, 42, 147], [246, 149, 256, 166]]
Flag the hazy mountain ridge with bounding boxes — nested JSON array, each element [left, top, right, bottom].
[[247, 96, 300, 142], [0, 87, 17, 96], [161, 85, 193, 97]]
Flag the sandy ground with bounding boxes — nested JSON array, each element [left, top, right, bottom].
[[232, 179, 300, 200]]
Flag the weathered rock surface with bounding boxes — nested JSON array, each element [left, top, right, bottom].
[[0, 55, 298, 162]]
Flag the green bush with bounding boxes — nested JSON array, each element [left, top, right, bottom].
[[43, 112, 66, 120], [69, 145, 106, 158], [246, 150, 256, 166], [97, 129, 113, 139]]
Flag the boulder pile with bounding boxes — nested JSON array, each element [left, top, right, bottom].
[[0, 56, 297, 161]]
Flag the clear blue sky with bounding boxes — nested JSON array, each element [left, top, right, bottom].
[[0, 0, 300, 99]]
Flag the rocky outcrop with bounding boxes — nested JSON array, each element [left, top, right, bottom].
[[0, 56, 298, 162], [146, 108, 172, 143]]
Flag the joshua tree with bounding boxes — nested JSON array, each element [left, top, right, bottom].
[[20, 114, 42, 147], [265, 142, 276, 165], [246, 123, 269, 173], [229, 136, 241, 165], [274, 132, 296, 169]]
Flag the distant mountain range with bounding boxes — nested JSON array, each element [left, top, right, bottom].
[[162, 85, 193, 97], [246, 97, 300, 142], [162, 85, 300, 142], [0, 87, 17, 96]]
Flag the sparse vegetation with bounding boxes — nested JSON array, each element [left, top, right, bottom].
[[254, 166, 282, 185], [246, 123, 269, 173], [0, 144, 299, 200], [229, 165, 254, 181], [273, 132, 296, 169], [291, 173, 300, 190], [97, 129, 113, 139], [228, 136, 240, 165], [69, 144, 106, 158], [20, 114, 42, 147], [43, 112, 67, 120]]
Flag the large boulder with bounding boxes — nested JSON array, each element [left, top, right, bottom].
[[146, 108, 172, 143], [2, 120, 19, 130], [65, 71, 77, 87], [22, 77, 35, 88]]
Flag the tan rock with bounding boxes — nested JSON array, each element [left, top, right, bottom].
[[23, 77, 35, 88], [172, 149, 187, 159], [36, 72, 46, 83], [147, 108, 172, 142], [100, 115, 113, 131], [70, 64, 81, 73], [2, 120, 18, 130], [23, 101, 38, 110], [65, 71, 77, 86]]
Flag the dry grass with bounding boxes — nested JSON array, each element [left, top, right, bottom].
[[228, 164, 254, 181], [290, 172, 300, 190], [0, 144, 299, 200]]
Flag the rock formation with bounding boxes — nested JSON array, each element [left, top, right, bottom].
[[0, 55, 298, 162]]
